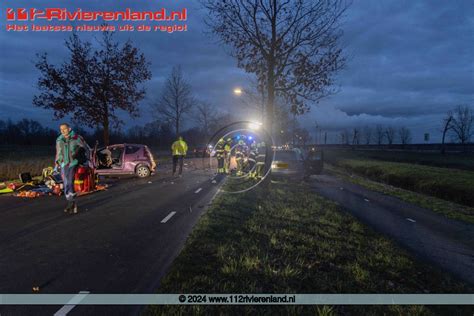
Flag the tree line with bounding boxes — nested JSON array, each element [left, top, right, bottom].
[[334, 105, 473, 147], [0, 117, 233, 149]]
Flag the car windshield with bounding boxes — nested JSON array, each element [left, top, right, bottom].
[[274, 150, 298, 161]]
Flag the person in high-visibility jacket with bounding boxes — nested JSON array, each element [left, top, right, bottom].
[[171, 136, 188, 176], [235, 140, 245, 176], [215, 138, 226, 174], [223, 138, 231, 174]]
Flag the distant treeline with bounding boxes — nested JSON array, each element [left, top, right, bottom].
[[0, 118, 210, 149]]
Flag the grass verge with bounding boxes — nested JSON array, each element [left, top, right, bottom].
[[145, 179, 472, 316], [328, 158, 474, 208], [326, 164, 474, 224], [324, 149, 474, 171]]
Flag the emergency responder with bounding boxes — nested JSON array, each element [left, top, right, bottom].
[[55, 123, 90, 214], [215, 138, 226, 174], [171, 136, 188, 176], [247, 141, 258, 178], [223, 138, 232, 174], [255, 141, 266, 179], [235, 140, 245, 176]]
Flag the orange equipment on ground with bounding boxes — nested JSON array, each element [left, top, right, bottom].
[[74, 166, 96, 193]]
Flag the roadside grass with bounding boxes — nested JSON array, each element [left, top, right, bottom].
[[0, 146, 54, 182], [324, 149, 474, 171], [326, 158, 474, 208], [145, 180, 472, 316], [326, 164, 474, 224]]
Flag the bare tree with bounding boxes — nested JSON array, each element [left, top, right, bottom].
[[340, 129, 349, 145], [352, 127, 360, 145], [385, 126, 396, 145], [154, 66, 194, 136], [398, 127, 412, 145], [194, 101, 217, 140], [202, 0, 349, 132], [362, 126, 372, 145], [451, 105, 473, 147], [440, 110, 454, 154], [375, 125, 385, 145]]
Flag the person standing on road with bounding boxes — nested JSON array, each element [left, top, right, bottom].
[[171, 136, 188, 176], [215, 138, 226, 174], [55, 123, 89, 214], [223, 138, 231, 174]]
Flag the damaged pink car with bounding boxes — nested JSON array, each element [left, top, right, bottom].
[[93, 144, 157, 178]]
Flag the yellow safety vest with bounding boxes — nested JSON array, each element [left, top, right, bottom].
[[171, 140, 188, 156]]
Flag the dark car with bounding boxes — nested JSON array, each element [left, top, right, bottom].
[[271, 148, 306, 178], [271, 147, 324, 179], [192, 144, 210, 158], [94, 144, 156, 178]]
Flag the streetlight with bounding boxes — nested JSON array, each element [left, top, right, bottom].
[[248, 121, 262, 130], [233, 87, 243, 96]]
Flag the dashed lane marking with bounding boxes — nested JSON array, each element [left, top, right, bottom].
[[53, 291, 90, 316], [161, 211, 177, 223]]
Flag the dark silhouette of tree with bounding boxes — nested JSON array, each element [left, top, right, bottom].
[[398, 127, 412, 145], [194, 101, 218, 140], [202, 0, 349, 133], [375, 125, 385, 145], [0, 119, 56, 145], [362, 126, 372, 145], [340, 129, 349, 145], [440, 110, 454, 154], [385, 126, 396, 145], [33, 30, 152, 145], [451, 105, 473, 147], [153, 66, 194, 136], [351, 127, 360, 145]]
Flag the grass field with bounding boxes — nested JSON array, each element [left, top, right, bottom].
[[0, 146, 54, 182], [324, 149, 474, 209], [324, 149, 474, 171], [145, 180, 472, 316]]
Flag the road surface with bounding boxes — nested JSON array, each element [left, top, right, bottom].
[[0, 160, 222, 316], [309, 173, 474, 286]]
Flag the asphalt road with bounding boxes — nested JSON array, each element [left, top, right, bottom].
[[309, 173, 474, 286], [0, 161, 223, 316]]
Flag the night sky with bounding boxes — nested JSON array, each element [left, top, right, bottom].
[[1, 0, 473, 143]]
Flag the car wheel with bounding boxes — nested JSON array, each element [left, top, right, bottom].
[[136, 165, 150, 178]]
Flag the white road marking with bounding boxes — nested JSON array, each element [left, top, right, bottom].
[[189, 206, 193, 213], [53, 291, 90, 316], [340, 187, 344, 190], [406, 218, 416, 223], [161, 211, 176, 223], [195, 188, 202, 194], [364, 198, 370, 202]]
